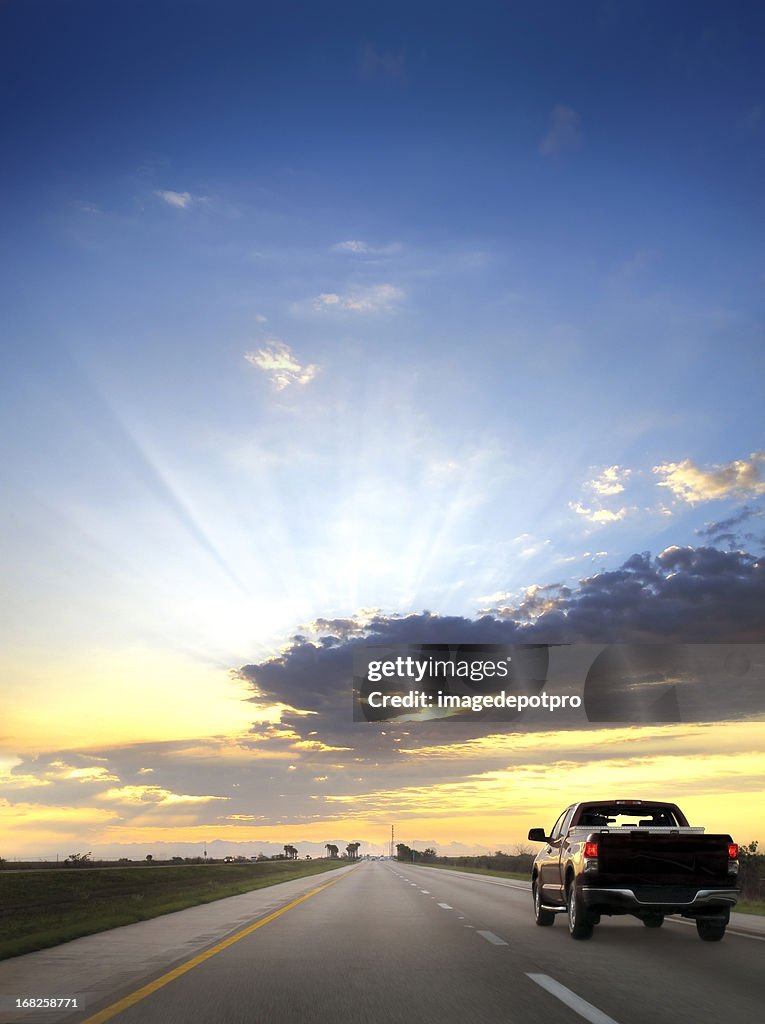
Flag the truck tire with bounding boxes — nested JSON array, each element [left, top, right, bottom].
[[643, 914, 664, 928], [696, 919, 727, 941], [533, 880, 555, 926], [567, 880, 594, 940]]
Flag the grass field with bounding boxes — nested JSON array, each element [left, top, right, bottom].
[[0, 860, 346, 961]]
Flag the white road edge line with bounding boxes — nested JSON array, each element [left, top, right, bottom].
[[418, 870, 764, 943], [526, 974, 620, 1024], [418, 870, 530, 893], [476, 930, 508, 946], [664, 918, 765, 942], [438, 903, 453, 909]]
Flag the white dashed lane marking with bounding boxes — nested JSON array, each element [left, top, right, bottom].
[[526, 975, 621, 1024], [438, 903, 453, 909], [477, 930, 507, 945]]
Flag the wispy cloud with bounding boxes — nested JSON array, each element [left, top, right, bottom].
[[154, 189, 195, 209], [571, 465, 634, 524], [653, 451, 765, 504], [313, 283, 404, 313], [244, 340, 319, 390], [539, 104, 583, 157], [587, 465, 631, 497], [570, 502, 630, 524], [333, 240, 370, 254], [99, 784, 229, 805], [360, 44, 406, 83], [696, 506, 764, 551], [331, 240, 402, 256]]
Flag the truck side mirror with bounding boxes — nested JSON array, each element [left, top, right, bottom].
[[528, 828, 548, 843]]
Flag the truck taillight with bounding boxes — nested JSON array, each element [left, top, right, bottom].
[[728, 843, 738, 859], [584, 841, 599, 858]]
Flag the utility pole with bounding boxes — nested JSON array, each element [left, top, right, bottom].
[[390, 824, 395, 860]]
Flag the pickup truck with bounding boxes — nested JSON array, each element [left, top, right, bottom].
[[528, 799, 739, 941]]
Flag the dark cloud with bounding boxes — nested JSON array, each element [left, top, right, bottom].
[[696, 505, 764, 550], [237, 545, 765, 756]]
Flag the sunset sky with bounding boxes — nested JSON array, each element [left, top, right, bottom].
[[1, 0, 764, 860]]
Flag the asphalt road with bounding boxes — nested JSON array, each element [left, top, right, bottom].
[[2, 861, 763, 1024]]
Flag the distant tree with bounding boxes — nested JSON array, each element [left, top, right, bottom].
[[421, 848, 437, 862], [284, 844, 298, 860], [65, 852, 92, 866], [738, 840, 764, 901], [145, 854, 153, 863], [325, 843, 339, 858]]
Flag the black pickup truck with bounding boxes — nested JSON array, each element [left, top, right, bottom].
[[528, 799, 740, 941]]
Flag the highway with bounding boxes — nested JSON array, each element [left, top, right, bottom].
[[1, 861, 763, 1024]]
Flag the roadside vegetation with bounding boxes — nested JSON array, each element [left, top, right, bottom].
[[395, 844, 533, 881], [397, 841, 765, 916], [0, 858, 345, 961]]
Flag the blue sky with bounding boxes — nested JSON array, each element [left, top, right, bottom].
[[1, 1, 764, 855]]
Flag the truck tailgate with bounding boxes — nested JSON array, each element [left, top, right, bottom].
[[595, 832, 732, 899]]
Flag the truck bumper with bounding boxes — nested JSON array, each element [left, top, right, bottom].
[[579, 886, 739, 918]]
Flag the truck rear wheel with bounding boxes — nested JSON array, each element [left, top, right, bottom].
[[567, 880, 594, 940], [533, 880, 555, 926], [696, 918, 727, 941]]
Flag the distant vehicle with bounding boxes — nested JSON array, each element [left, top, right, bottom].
[[528, 800, 739, 941]]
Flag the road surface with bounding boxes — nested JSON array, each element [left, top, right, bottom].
[[1, 861, 762, 1024]]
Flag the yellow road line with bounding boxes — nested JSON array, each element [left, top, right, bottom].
[[82, 870, 349, 1024]]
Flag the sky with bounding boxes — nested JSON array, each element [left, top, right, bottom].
[[1, 0, 764, 860]]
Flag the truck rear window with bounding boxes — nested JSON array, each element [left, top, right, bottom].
[[575, 805, 682, 828]]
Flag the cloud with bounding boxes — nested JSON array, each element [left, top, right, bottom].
[[570, 501, 630, 524], [588, 465, 632, 497], [696, 505, 765, 551], [154, 189, 194, 209], [653, 451, 765, 504], [360, 44, 406, 83], [99, 785, 229, 806], [244, 340, 319, 390], [333, 240, 370, 254], [331, 240, 402, 256], [571, 466, 634, 524], [539, 105, 583, 157], [236, 544, 765, 756], [313, 283, 404, 313]]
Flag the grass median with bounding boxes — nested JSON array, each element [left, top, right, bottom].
[[0, 860, 347, 961]]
